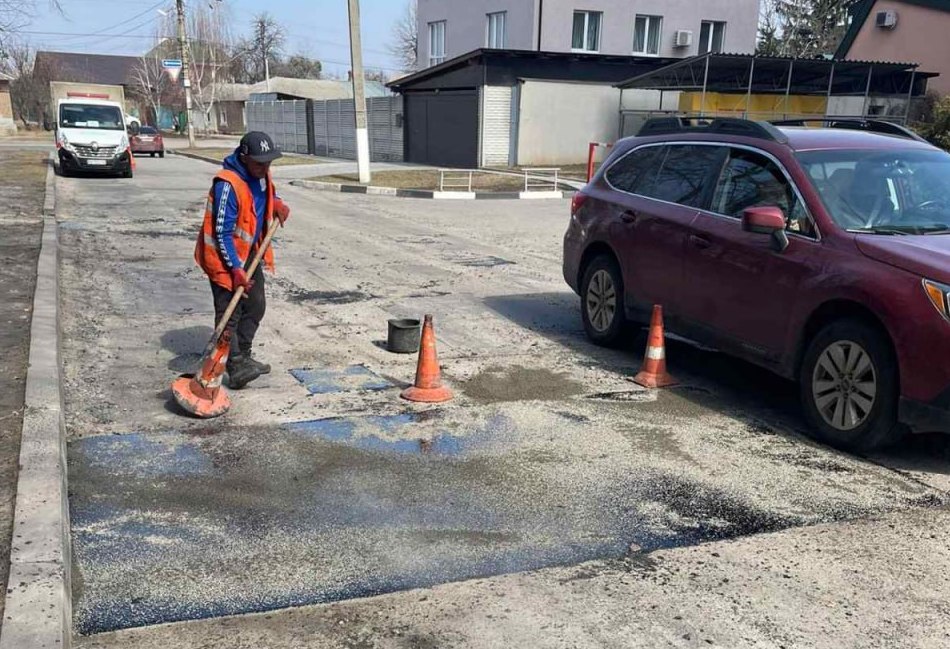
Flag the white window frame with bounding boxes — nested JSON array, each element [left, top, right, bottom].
[[571, 10, 602, 53], [633, 14, 663, 56], [486, 11, 507, 49], [699, 20, 726, 54], [428, 20, 446, 66]]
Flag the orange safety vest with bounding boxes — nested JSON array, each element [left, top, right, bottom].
[[194, 169, 276, 291]]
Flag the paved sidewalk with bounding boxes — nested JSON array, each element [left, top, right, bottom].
[[0, 149, 48, 627]]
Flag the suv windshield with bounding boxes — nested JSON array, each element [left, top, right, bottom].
[[798, 148, 950, 234], [59, 103, 124, 131]]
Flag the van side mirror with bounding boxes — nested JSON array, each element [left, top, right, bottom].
[[127, 124, 140, 137], [742, 206, 789, 253]]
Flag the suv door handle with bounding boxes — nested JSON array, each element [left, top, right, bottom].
[[620, 210, 638, 224], [689, 234, 712, 250]]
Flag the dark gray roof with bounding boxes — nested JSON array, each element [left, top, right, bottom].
[[616, 52, 935, 97], [35, 51, 139, 86]]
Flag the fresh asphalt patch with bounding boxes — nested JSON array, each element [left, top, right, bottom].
[[70, 406, 797, 634]]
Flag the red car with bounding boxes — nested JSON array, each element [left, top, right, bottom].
[[130, 126, 165, 157], [564, 117, 950, 451]]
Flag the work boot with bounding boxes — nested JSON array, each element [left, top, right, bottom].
[[227, 353, 264, 390], [245, 351, 271, 375]]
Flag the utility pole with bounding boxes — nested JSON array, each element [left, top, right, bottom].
[[259, 19, 271, 92], [175, 0, 195, 147], [347, 0, 371, 183]]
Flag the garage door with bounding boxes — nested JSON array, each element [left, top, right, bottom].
[[405, 90, 478, 168]]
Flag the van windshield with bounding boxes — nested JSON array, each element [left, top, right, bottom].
[[798, 149, 950, 235], [59, 103, 124, 131]]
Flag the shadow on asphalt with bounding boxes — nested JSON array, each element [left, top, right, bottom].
[[160, 325, 213, 372], [484, 292, 950, 474]]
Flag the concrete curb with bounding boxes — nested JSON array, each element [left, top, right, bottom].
[[167, 149, 219, 165], [43, 155, 56, 216], [0, 155, 72, 649], [168, 149, 319, 167], [290, 178, 573, 200]]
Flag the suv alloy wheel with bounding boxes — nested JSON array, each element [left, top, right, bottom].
[[800, 319, 901, 451], [581, 254, 627, 347]]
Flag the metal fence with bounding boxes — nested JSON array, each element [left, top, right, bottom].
[[245, 100, 310, 154], [312, 96, 403, 162], [244, 97, 403, 161]]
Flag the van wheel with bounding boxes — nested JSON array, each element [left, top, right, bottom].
[[800, 319, 901, 452], [580, 254, 627, 347], [122, 168, 133, 179]]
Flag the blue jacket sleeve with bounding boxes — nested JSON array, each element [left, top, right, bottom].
[[211, 180, 240, 270]]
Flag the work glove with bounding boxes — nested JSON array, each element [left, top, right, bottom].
[[230, 268, 254, 294], [275, 200, 291, 226]]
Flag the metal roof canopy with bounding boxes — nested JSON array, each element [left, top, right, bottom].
[[615, 52, 934, 97], [388, 48, 680, 92]]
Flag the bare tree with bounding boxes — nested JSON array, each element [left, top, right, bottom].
[[272, 53, 322, 80], [129, 54, 169, 126], [189, 4, 233, 133], [235, 12, 285, 86], [157, 3, 234, 133], [1, 1, 60, 52], [388, 0, 417, 73], [3, 41, 57, 126], [365, 68, 387, 83]]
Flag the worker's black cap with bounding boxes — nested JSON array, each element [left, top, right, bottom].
[[239, 131, 282, 163]]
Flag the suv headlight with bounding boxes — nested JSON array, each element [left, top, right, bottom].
[[924, 279, 950, 322]]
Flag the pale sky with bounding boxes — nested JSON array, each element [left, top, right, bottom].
[[21, 0, 406, 76]]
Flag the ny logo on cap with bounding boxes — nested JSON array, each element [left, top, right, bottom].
[[259, 140, 270, 152]]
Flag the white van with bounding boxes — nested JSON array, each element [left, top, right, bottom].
[[55, 98, 134, 178]]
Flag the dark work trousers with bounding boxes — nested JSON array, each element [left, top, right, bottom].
[[210, 263, 266, 358]]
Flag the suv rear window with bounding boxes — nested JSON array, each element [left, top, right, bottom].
[[606, 144, 726, 208], [644, 145, 727, 208], [606, 145, 666, 194], [139, 126, 158, 134]]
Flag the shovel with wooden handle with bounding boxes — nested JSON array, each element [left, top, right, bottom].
[[171, 217, 280, 418]]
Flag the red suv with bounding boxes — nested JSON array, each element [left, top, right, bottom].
[[563, 118, 950, 451]]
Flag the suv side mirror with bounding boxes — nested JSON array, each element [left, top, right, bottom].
[[742, 206, 789, 253]]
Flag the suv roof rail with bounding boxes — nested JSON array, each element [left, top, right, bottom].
[[637, 116, 789, 144], [770, 118, 927, 142]]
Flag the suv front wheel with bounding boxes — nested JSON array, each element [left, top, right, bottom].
[[580, 254, 627, 347], [800, 319, 901, 452]]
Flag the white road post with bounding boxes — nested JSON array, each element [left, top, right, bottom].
[[347, 0, 371, 184]]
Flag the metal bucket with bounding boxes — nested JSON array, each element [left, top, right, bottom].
[[387, 318, 421, 354]]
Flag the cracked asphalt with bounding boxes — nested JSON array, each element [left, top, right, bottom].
[[50, 152, 950, 648]]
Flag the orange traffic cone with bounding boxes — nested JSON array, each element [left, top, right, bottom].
[[632, 305, 677, 389], [401, 314, 453, 403]]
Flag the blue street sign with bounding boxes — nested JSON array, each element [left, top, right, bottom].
[[161, 59, 183, 69]]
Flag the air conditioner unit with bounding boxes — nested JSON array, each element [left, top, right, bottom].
[[876, 10, 898, 29], [674, 30, 693, 48]]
